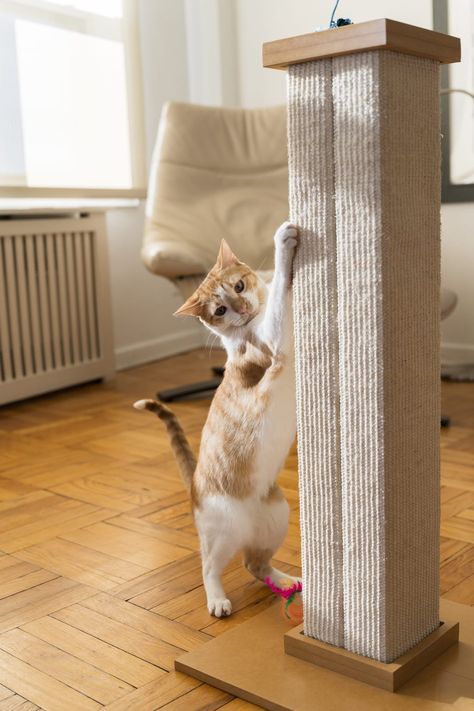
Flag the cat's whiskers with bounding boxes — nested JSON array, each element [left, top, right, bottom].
[[206, 332, 220, 360]]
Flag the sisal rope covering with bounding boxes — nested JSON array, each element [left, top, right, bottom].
[[288, 51, 441, 662], [288, 60, 344, 647]]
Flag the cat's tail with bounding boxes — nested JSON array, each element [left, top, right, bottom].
[[133, 399, 195, 489]]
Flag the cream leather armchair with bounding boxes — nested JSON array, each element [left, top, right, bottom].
[[142, 101, 288, 400]]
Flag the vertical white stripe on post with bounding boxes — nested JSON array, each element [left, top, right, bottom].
[[288, 60, 343, 647]]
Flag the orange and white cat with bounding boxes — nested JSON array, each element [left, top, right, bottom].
[[134, 221, 299, 617]]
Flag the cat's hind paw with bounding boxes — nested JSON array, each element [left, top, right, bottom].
[[208, 598, 232, 618]]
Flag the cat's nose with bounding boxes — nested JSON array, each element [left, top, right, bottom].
[[238, 307, 248, 315]]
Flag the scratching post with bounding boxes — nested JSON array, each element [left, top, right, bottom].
[[266, 19, 460, 674], [175, 21, 468, 707]]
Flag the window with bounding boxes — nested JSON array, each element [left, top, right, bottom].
[[0, 0, 146, 198]]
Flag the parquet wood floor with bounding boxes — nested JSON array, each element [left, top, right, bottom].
[[0, 348, 472, 710]]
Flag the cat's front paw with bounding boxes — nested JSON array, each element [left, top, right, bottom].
[[208, 598, 232, 618], [274, 221, 299, 252]]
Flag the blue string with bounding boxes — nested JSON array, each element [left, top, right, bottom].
[[329, 0, 341, 28]]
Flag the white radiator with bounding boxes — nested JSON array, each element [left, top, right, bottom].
[[0, 213, 115, 405]]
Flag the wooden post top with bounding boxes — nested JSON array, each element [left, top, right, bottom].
[[263, 18, 460, 69]]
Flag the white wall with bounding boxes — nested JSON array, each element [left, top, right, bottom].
[[234, 0, 433, 108], [233, 0, 474, 361], [0, 16, 25, 183], [107, 0, 203, 370], [184, 0, 239, 106]]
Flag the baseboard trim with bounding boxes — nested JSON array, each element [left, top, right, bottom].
[[117, 337, 473, 372], [115, 330, 205, 370], [441, 342, 474, 364]]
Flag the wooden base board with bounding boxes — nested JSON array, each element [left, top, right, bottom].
[[285, 620, 459, 692], [175, 600, 474, 711]]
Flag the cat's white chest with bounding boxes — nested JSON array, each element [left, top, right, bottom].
[[253, 358, 296, 496]]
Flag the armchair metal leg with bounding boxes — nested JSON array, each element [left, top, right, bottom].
[[158, 376, 223, 403]]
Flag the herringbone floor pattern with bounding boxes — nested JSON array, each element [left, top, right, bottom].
[[0, 349, 472, 710]]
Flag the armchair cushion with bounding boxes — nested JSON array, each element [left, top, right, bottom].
[[143, 101, 288, 279]]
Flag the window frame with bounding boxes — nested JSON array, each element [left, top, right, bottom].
[[0, 0, 147, 199]]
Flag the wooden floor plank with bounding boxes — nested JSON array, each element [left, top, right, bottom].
[[202, 596, 280, 639], [440, 545, 474, 594], [128, 566, 211, 612], [0, 647, 101, 711], [15, 538, 149, 591], [440, 490, 474, 520], [81, 593, 212, 651], [0, 628, 133, 705], [112, 552, 203, 601], [18, 457, 119, 489], [80, 429, 176, 463], [0, 695, 40, 710], [107, 514, 200, 553], [0, 494, 58, 527], [0, 450, 108, 484], [0, 684, 14, 703], [152, 566, 258, 621], [0, 479, 38, 503], [158, 683, 232, 711], [0, 499, 113, 554], [176, 582, 275, 634], [443, 573, 474, 605], [440, 516, 474, 544], [52, 603, 184, 671], [126, 491, 190, 520], [22, 615, 165, 687], [61, 521, 191, 569], [220, 700, 263, 711], [0, 559, 41, 583], [439, 537, 470, 564], [0, 577, 95, 633], [49, 464, 177, 511], [102, 671, 201, 711], [0, 570, 58, 600]]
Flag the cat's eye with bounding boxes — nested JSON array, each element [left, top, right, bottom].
[[234, 280, 244, 293], [215, 306, 227, 316]]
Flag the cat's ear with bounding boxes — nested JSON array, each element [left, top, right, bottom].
[[216, 239, 240, 269], [174, 295, 203, 318]]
